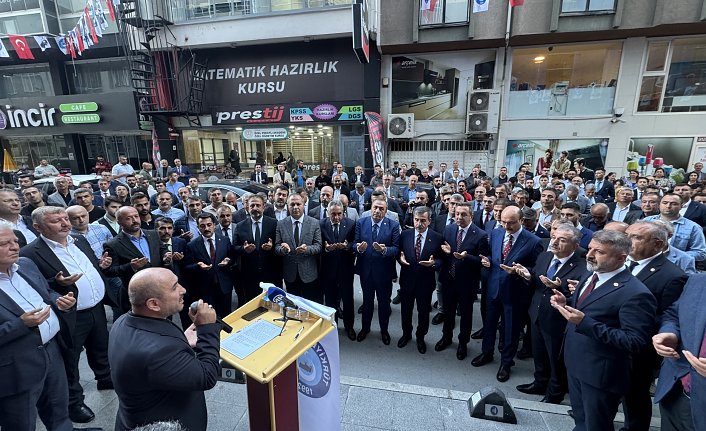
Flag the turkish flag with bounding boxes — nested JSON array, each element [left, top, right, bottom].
[[8, 35, 34, 60], [510, 0, 524, 6]]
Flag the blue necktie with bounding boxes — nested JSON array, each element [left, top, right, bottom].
[[547, 258, 561, 280], [596, 181, 602, 192], [372, 224, 379, 242]]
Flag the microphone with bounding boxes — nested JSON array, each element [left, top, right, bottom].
[[266, 286, 298, 310], [189, 301, 233, 333]]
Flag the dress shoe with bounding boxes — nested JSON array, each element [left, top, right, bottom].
[[516, 347, 533, 360], [496, 366, 511, 382], [516, 382, 546, 395], [381, 331, 391, 345], [470, 328, 483, 340], [69, 404, 95, 423], [416, 338, 427, 354], [356, 329, 369, 342], [357, 305, 362, 314], [540, 394, 564, 404], [96, 379, 113, 390], [471, 352, 494, 367], [391, 291, 401, 305], [346, 328, 357, 341], [397, 334, 412, 348], [431, 312, 444, 325], [456, 344, 468, 360], [434, 338, 452, 352]]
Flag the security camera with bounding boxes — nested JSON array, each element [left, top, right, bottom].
[[614, 107, 625, 118]]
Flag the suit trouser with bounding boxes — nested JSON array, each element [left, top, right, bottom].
[[286, 273, 322, 304], [531, 319, 567, 397], [440, 280, 475, 344], [481, 294, 529, 367], [622, 347, 658, 431], [434, 272, 444, 313], [106, 276, 125, 322], [323, 271, 354, 330], [64, 304, 111, 408], [659, 382, 695, 431], [568, 374, 622, 431], [205, 283, 233, 320], [360, 275, 392, 332], [400, 283, 434, 338], [0, 338, 73, 431]]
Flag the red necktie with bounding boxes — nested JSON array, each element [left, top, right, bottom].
[[415, 233, 422, 261], [576, 274, 599, 308], [502, 233, 513, 261], [208, 237, 215, 262], [484, 211, 491, 225], [681, 331, 706, 393]]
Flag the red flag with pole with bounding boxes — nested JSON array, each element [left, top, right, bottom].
[[85, 8, 99, 43], [510, 0, 524, 6], [106, 0, 116, 21]]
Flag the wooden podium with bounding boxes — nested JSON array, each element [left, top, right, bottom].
[[220, 296, 334, 431]]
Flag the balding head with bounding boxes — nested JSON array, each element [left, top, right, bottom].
[[603, 221, 629, 233], [128, 268, 185, 318], [66, 205, 90, 231]]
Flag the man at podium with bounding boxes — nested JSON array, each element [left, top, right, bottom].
[[109, 267, 221, 431]]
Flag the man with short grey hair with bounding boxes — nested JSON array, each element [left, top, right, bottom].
[[550, 230, 657, 431]]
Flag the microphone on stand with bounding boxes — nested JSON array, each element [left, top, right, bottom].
[[266, 286, 298, 310], [190, 301, 233, 333]]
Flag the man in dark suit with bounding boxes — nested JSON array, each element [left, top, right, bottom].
[[622, 221, 688, 431], [183, 213, 234, 318], [674, 183, 706, 228], [352, 165, 367, 185], [275, 194, 322, 302], [583, 203, 610, 231], [521, 207, 550, 238], [169, 158, 192, 183], [474, 195, 496, 232], [154, 216, 190, 328], [320, 200, 356, 340], [589, 168, 614, 203], [354, 198, 400, 345], [623, 192, 660, 225], [331, 174, 350, 202], [309, 186, 333, 221], [250, 164, 268, 184], [233, 194, 281, 300], [574, 158, 595, 183], [550, 230, 657, 431], [653, 274, 706, 431], [435, 202, 489, 359], [349, 182, 372, 215], [609, 187, 641, 223], [109, 268, 219, 431], [96, 195, 123, 237], [102, 206, 167, 312], [513, 224, 588, 404], [0, 228, 77, 431], [560, 202, 593, 250], [473, 206, 543, 382], [397, 206, 442, 354], [20, 206, 114, 423]]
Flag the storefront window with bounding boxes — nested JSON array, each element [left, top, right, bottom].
[[3, 135, 70, 171], [83, 134, 153, 168], [419, 0, 468, 26], [66, 59, 132, 94], [508, 42, 622, 118], [0, 64, 54, 98]]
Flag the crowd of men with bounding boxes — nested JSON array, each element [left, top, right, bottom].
[[1, 155, 706, 431]]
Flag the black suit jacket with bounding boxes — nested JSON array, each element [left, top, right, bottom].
[[232, 216, 281, 286], [183, 233, 234, 295], [684, 200, 706, 228], [109, 314, 220, 431], [439, 223, 489, 288], [96, 217, 119, 236], [399, 228, 443, 292], [528, 251, 587, 326], [433, 214, 454, 234], [103, 230, 167, 311], [319, 218, 356, 282], [623, 210, 648, 226], [589, 180, 614, 203], [607, 202, 641, 218], [250, 171, 268, 184], [633, 254, 687, 319]]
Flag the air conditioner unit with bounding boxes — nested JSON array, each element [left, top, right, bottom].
[[466, 90, 500, 134], [387, 113, 415, 139]]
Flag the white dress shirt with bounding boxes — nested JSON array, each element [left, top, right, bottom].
[[577, 266, 625, 296]]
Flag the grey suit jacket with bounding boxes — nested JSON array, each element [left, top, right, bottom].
[[47, 190, 74, 207], [275, 215, 322, 283]]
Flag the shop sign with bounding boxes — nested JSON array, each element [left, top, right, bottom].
[[0, 102, 101, 129], [242, 128, 289, 140], [202, 39, 364, 108], [214, 101, 364, 125], [352, 0, 370, 64]]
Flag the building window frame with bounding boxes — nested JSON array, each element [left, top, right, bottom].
[[560, 0, 616, 15], [418, 0, 469, 28]]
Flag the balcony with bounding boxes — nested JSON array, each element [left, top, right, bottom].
[[167, 0, 353, 24]]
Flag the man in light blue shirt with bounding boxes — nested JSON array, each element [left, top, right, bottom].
[[164, 172, 186, 198], [152, 191, 186, 222], [645, 193, 706, 262], [111, 155, 135, 184]]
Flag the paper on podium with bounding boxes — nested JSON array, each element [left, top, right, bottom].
[[221, 319, 282, 359], [259, 283, 337, 323]]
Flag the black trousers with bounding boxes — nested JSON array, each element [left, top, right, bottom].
[[286, 274, 322, 304], [441, 279, 475, 344], [400, 283, 434, 339], [568, 374, 622, 431], [323, 271, 354, 330], [0, 339, 73, 431], [531, 319, 567, 397], [622, 347, 658, 431], [64, 304, 111, 408], [659, 382, 695, 431]]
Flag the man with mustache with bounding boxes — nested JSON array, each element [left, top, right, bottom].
[[550, 230, 657, 431]]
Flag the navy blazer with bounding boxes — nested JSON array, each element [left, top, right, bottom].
[[579, 226, 593, 250], [565, 269, 657, 394], [654, 275, 706, 431], [353, 216, 400, 281], [439, 223, 489, 288], [398, 228, 443, 292], [528, 223, 550, 239], [167, 236, 188, 280], [633, 253, 687, 320], [0, 258, 72, 398], [349, 188, 372, 214], [232, 216, 281, 285], [487, 228, 543, 303], [684, 200, 706, 228], [183, 233, 234, 294]]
